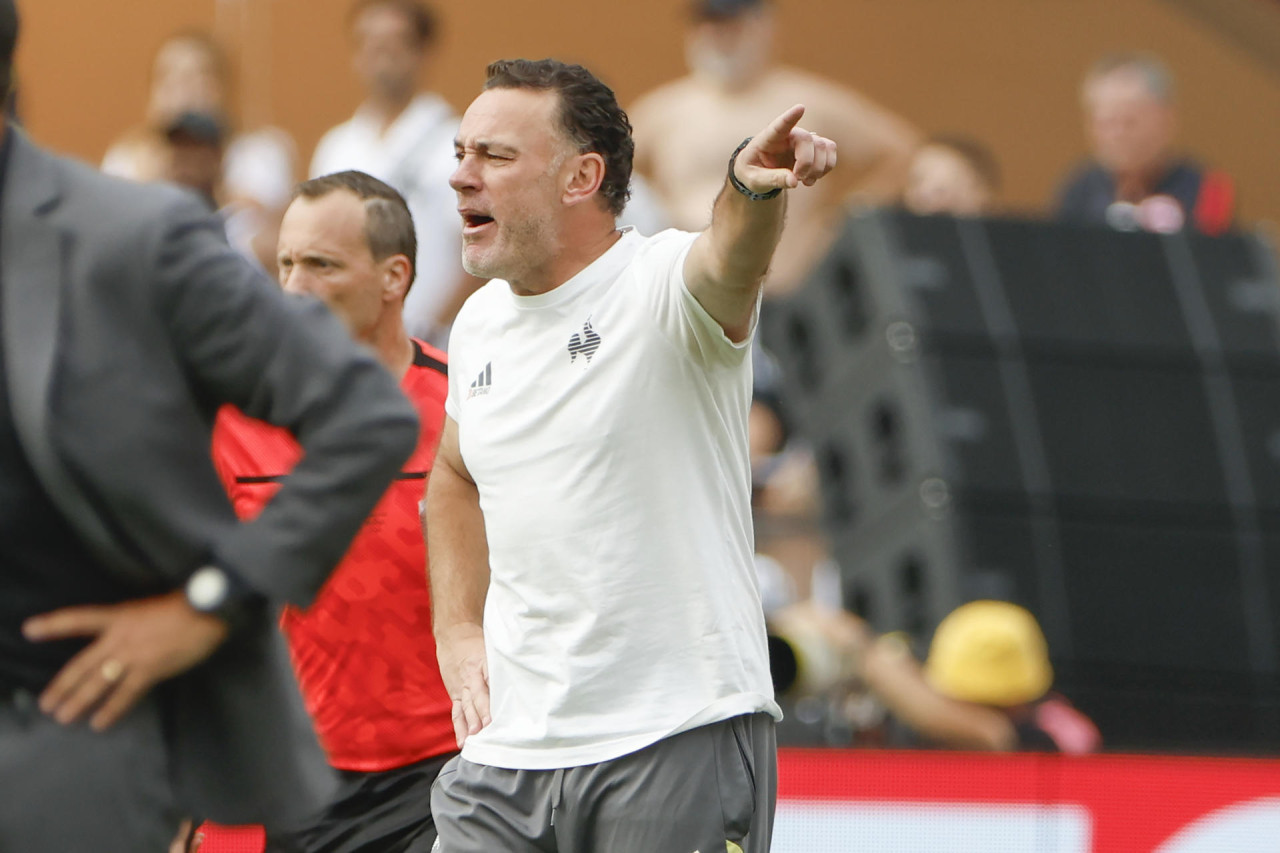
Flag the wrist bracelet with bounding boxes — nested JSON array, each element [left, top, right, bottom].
[[728, 137, 783, 201]]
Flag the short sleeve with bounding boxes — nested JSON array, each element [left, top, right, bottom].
[[444, 299, 472, 422], [637, 229, 759, 369], [444, 349, 463, 422]]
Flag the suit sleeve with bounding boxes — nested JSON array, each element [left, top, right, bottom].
[[150, 196, 419, 607]]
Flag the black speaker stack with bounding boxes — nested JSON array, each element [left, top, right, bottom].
[[761, 209, 1280, 751]]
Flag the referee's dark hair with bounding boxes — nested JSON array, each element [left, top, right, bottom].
[[294, 171, 418, 288], [0, 0, 18, 101], [483, 58, 634, 218]]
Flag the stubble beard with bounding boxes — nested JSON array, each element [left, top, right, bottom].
[[463, 163, 565, 284], [462, 215, 556, 285]]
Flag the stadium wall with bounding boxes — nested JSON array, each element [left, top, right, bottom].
[[15, 0, 1280, 225]]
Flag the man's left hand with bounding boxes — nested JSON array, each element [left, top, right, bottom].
[[23, 591, 230, 731], [734, 104, 838, 194]]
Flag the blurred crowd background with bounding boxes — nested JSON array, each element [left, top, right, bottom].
[[16, 0, 1280, 226]]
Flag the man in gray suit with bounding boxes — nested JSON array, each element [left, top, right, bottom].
[[0, 2, 420, 850]]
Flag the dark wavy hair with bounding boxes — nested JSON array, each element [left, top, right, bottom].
[[484, 59, 633, 217]]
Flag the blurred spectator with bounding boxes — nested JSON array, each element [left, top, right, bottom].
[[762, 595, 887, 747], [629, 0, 920, 297], [856, 601, 1101, 753], [750, 343, 829, 603], [615, 172, 671, 237], [311, 0, 480, 346], [1056, 53, 1234, 235], [101, 31, 298, 269], [163, 111, 226, 211], [902, 135, 1000, 217]]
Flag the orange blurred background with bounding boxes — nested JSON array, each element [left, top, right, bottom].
[[14, 0, 1280, 224]]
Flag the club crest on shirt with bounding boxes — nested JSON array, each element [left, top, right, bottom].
[[568, 319, 602, 365]]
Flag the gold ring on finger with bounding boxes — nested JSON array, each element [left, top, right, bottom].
[[100, 659, 125, 683]]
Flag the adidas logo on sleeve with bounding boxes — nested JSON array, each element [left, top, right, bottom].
[[467, 362, 492, 398]]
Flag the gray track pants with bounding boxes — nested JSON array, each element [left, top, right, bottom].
[[432, 713, 777, 853]]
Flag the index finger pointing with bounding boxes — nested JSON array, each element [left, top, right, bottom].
[[758, 104, 806, 146]]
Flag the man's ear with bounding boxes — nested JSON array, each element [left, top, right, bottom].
[[382, 254, 414, 302], [563, 152, 606, 208]]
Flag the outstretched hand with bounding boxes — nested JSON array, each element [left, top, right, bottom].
[[23, 591, 229, 731], [732, 104, 838, 195]]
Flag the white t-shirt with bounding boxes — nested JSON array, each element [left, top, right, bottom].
[[446, 227, 781, 770], [311, 93, 463, 342]]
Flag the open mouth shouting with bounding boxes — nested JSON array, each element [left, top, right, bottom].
[[460, 209, 495, 237]]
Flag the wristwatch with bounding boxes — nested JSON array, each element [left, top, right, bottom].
[[728, 137, 783, 201], [184, 564, 261, 631]]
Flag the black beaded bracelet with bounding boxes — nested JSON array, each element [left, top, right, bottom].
[[728, 137, 783, 201]]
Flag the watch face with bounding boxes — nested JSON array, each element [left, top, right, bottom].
[[1105, 201, 1141, 231], [188, 566, 229, 611]]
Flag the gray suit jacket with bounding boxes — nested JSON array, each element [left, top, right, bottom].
[[0, 128, 420, 827]]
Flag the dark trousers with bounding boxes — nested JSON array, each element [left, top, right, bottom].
[[0, 689, 179, 852], [267, 751, 456, 853]]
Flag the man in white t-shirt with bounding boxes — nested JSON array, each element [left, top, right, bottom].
[[425, 59, 835, 853], [311, 0, 482, 345]]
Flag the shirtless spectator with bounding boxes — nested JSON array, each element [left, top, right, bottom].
[[630, 0, 919, 297], [902, 135, 1000, 217], [1056, 53, 1234, 235]]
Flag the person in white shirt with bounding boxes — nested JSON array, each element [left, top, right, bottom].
[[311, 0, 480, 346], [426, 58, 836, 853]]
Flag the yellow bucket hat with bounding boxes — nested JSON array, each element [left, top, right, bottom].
[[924, 600, 1053, 707]]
